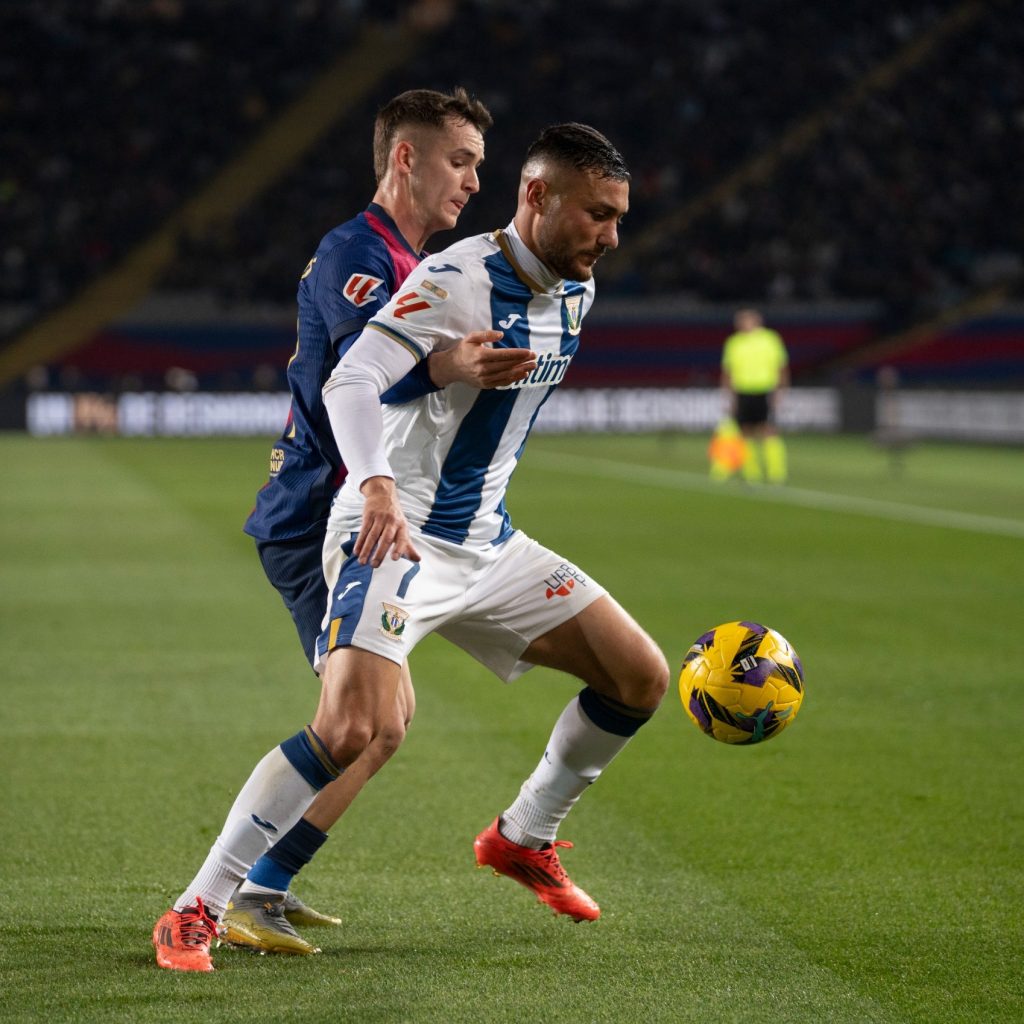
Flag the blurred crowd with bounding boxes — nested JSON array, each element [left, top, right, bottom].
[[631, 0, 1023, 320], [0, 0, 394, 325], [3, 0, 1021, 338]]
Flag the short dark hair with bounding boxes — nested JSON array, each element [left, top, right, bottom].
[[373, 87, 493, 182], [523, 123, 630, 182]]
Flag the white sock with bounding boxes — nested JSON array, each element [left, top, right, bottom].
[[174, 746, 319, 917], [501, 695, 632, 847], [237, 880, 284, 898]]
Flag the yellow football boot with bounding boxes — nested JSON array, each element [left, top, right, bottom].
[[221, 892, 318, 955], [282, 890, 342, 928]]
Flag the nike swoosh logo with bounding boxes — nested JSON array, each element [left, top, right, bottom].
[[498, 313, 522, 329]]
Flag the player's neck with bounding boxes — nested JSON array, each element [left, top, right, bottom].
[[371, 187, 431, 254], [505, 219, 561, 291]]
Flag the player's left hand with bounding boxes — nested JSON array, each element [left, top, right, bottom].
[[428, 330, 537, 389]]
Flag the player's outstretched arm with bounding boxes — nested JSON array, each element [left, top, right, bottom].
[[428, 330, 537, 389]]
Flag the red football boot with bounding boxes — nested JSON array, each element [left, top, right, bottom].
[[474, 817, 600, 922], [153, 897, 218, 972]]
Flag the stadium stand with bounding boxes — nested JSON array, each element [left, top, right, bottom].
[[2, 0, 1021, 391], [1, 1, 389, 318]]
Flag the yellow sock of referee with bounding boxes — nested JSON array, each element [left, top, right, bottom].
[[763, 435, 787, 484]]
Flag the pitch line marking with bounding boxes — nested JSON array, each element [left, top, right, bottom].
[[530, 451, 1024, 539]]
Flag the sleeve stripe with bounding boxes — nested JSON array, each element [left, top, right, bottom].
[[365, 322, 427, 362]]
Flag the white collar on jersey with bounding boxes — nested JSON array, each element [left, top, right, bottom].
[[496, 221, 563, 294]]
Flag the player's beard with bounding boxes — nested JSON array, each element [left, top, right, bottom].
[[538, 230, 607, 282]]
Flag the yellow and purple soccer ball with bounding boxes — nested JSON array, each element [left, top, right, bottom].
[[679, 621, 804, 745]]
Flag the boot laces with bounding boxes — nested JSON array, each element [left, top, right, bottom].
[[537, 840, 574, 883], [178, 897, 217, 948]]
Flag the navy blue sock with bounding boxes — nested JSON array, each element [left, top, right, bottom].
[[247, 817, 330, 892], [279, 724, 340, 789], [577, 686, 655, 736]]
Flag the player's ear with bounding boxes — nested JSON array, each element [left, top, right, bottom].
[[393, 139, 415, 175], [525, 178, 547, 212]]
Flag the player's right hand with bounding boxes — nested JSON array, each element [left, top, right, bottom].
[[429, 330, 537, 389], [356, 476, 421, 567]]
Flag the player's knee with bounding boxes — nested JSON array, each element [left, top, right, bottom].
[[626, 640, 670, 709], [644, 648, 671, 706], [318, 719, 374, 769]]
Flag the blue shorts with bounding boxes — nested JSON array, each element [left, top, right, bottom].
[[256, 532, 328, 669]]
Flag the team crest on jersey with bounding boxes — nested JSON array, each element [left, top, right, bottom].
[[564, 295, 583, 336], [393, 289, 434, 319], [380, 603, 409, 639], [344, 273, 385, 307]]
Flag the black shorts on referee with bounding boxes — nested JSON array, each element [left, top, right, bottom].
[[735, 391, 773, 428]]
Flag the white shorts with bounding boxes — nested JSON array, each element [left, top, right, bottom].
[[314, 529, 606, 682]]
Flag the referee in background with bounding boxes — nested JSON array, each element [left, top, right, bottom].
[[720, 308, 789, 484]]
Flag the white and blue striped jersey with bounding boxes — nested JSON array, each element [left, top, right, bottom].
[[325, 222, 595, 548]]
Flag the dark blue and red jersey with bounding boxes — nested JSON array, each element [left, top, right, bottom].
[[244, 203, 435, 541]]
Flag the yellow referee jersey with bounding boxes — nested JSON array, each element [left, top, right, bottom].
[[722, 327, 788, 393]]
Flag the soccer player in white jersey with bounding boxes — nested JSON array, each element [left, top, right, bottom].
[[315, 122, 668, 922]]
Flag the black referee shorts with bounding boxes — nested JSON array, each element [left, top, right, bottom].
[[735, 391, 773, 428]]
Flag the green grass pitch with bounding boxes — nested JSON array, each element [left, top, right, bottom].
[[2, 431, 1022, 1023]]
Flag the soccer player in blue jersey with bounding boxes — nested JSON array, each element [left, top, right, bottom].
[[153, 88, 536, 971]]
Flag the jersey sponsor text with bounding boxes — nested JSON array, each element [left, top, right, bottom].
[[497, 350, 573, 390]]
